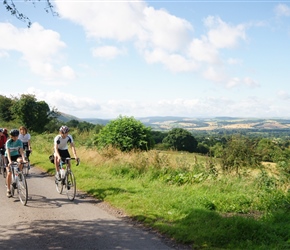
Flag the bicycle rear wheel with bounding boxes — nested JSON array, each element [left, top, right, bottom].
[[17, 173, 28, 206], [23, 162, 30, 176], [66, 170, 76, 201]]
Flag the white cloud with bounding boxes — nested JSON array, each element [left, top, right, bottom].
[[188, 37, 219, 63], [6, 87, 286, 119], [243, 77, 259, 87], [54, 1, 251, 87], [277, 90, 290, 100], [92, 46, 127, 59], [203, 66, 227, 83], [275, 4, 290, 17], [0, 22, 76, 81], [204, 16, 246, 49]]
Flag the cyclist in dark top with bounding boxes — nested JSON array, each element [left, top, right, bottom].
[[0, 128, 7, 171], [54, 125, 79, 180], [5, 129, 26, 198]]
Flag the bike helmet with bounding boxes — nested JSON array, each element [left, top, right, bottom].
[[10, 129, 19, 136], [0, 128, 3, 133], [59, 125, 69, 134]]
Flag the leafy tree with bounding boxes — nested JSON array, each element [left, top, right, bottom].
[[97, 116, 154, 151], [196, 142, 210, 154], [151, 130, 168, 144], [0, 95, 14, 122], [162, 128, 198, 153], [66, 119, 80, 128], [11, 94, 51, 133], [221, 134, 261, 174], [256, 138, 284, 162]]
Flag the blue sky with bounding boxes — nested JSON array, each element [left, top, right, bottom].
[[1, 0, 290, 119]]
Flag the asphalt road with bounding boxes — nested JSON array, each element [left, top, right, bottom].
[[0, 165, 177, 250]]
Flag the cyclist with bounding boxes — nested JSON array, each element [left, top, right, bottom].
[[3, 128, 9, 139], [19, 126, 32, 161], [0, 128, 7, 173], [54, 125, 79, 181], [5, 129, 26, 198]]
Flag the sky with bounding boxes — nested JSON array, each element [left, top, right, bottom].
[[1, 0, 290, 119]]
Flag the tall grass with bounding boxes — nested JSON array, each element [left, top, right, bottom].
[[32, 133, 290, 249]]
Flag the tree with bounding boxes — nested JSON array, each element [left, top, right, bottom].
[[3, 0, 57, 28], [220, 134, 261, 174], [0, 95, 14, 122], [162, 128, 198, 153], [97, 116, 154, 152], [11, 94, 51, 133]]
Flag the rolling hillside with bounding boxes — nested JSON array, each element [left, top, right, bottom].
[[61, 114, 290, 132]]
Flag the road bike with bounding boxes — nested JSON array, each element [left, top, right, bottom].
[[8, 161, 28, 206], [55, 157, 79, 201]]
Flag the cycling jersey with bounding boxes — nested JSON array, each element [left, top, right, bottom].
[[18, 133, 30, 143], [54, 134, 73, 150], [5, 139, 23, 157], [19, 133, 31, 150]]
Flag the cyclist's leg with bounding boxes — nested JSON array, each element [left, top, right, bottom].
[[17, 156, 24, 171], [6, 167, 12, 197]]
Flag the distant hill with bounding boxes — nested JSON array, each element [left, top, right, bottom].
[[59, 114, 290, 132]]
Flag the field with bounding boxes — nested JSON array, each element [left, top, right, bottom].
[[32, 133, 290, 249]]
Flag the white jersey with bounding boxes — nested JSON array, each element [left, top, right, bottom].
[[54, 134, 73, 150], [19, 133, 31, 143]]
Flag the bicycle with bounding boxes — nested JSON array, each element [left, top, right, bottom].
[[8, 161, 28, 206], [55, 157, 79, 201]]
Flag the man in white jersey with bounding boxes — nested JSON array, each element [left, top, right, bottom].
[[54, 125, 79, 180]]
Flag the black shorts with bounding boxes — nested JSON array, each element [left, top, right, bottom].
[[57, 149, 70, 161], [7, 155, 21, 162]]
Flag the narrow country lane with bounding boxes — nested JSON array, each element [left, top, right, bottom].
[[0, 165, 179, 250]]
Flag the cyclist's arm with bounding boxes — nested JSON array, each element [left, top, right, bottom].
[[28, 139, 32, 151], [54, 143, 61, 159], [19, 147, 26, 162], [70, 142, 78, 160], [6, 148, 12, 165]]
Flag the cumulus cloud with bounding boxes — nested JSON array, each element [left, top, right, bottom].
[[275, 4, 290, 17], [0, 22, 76, 81], [204, 16, 246, 49], [54, 1, 250, 87]]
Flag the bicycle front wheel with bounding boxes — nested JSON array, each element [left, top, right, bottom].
[[18, 173, 28, 206], [66, 170, 76, 201]]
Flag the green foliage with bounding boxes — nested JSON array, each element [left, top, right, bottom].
[[66, 119, 100, 132], [221, 134, 261, 174], [11, 94, 51, 133], [97, 116, 154, 151], [162, 128, 198, 153], [0, 95, 14, 122]]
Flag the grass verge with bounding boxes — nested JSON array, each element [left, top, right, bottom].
[[31, 143, 290, 249]]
